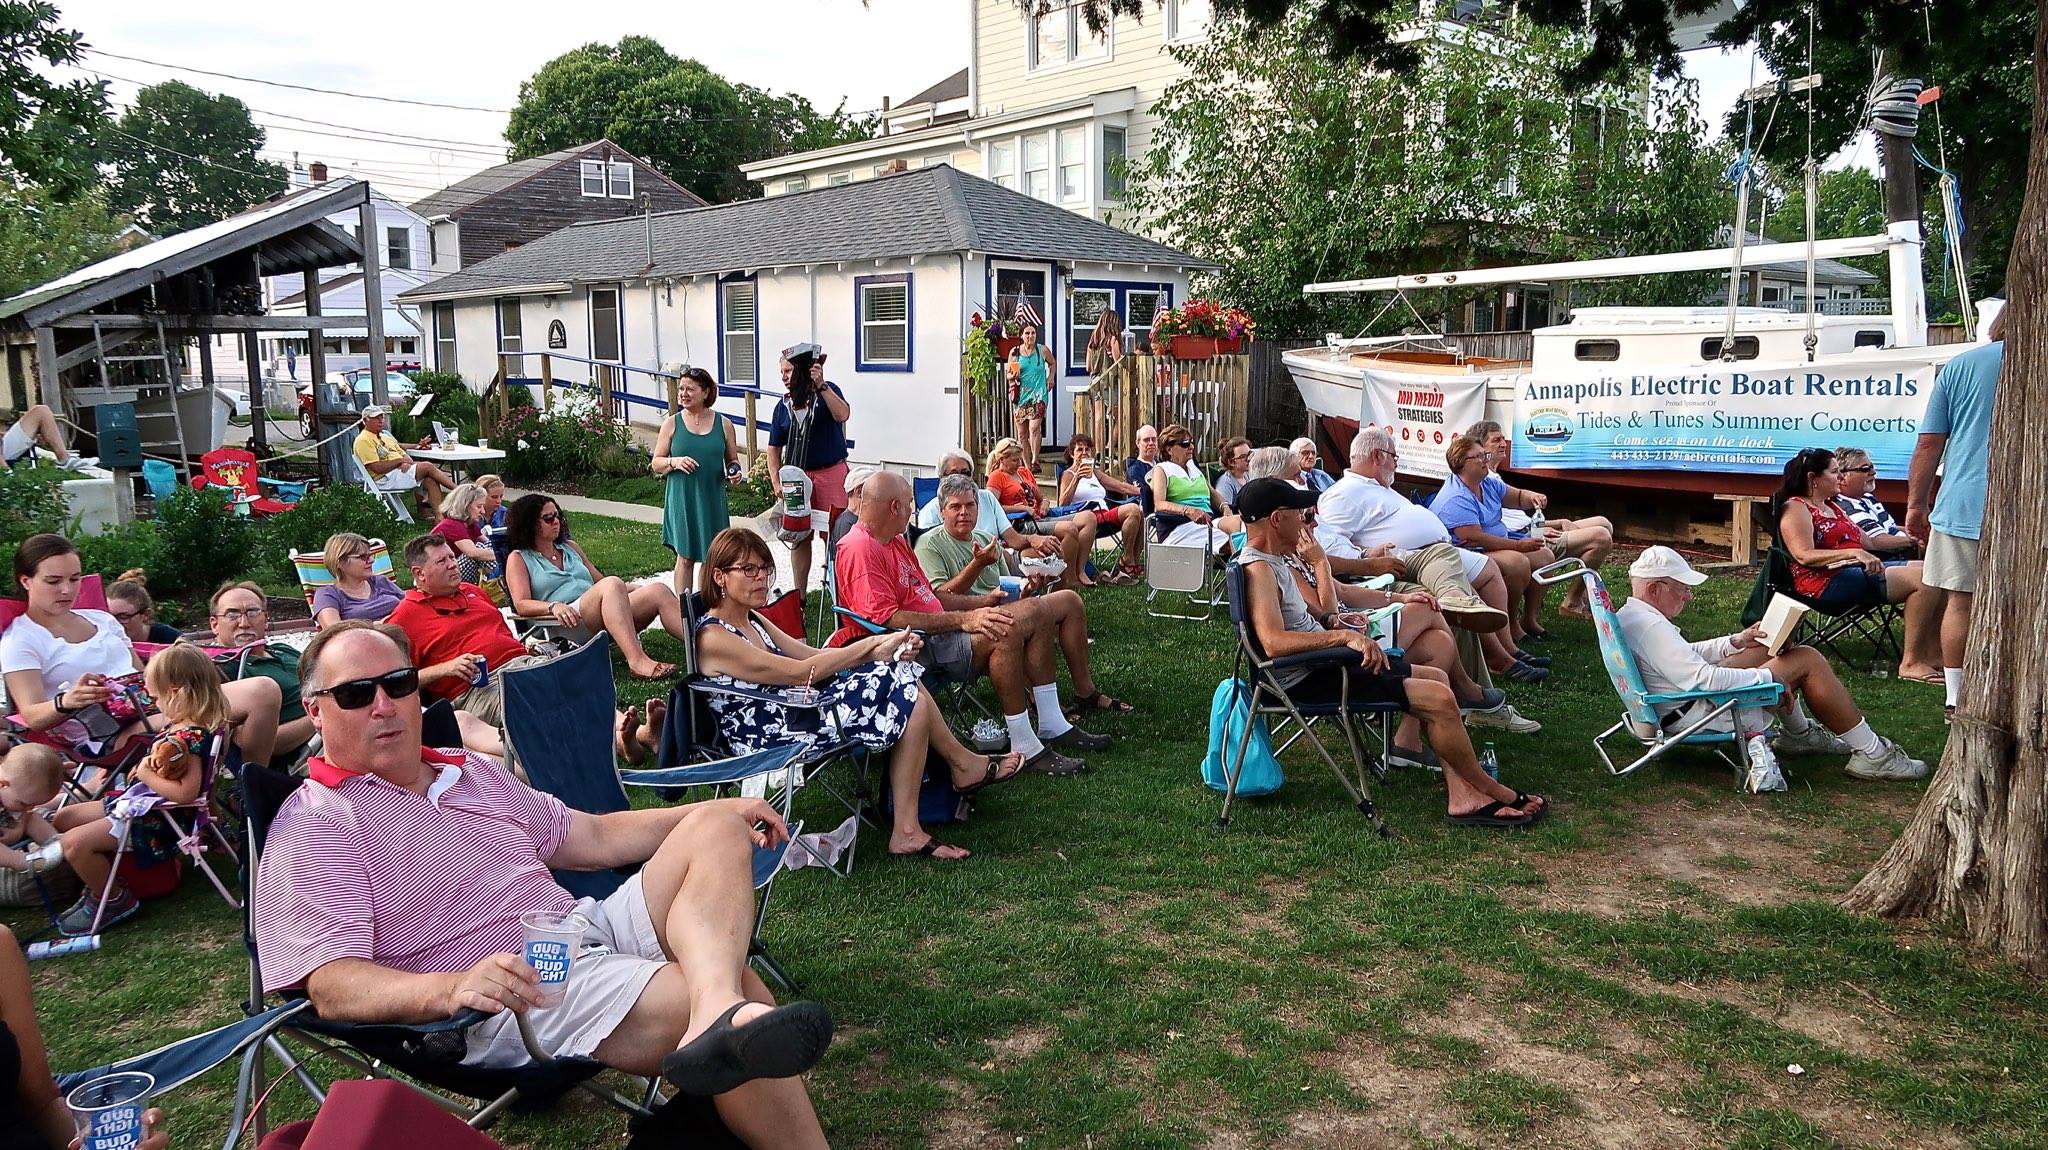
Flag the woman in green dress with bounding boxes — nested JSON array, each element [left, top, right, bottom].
[[653, 367, 740, 596]]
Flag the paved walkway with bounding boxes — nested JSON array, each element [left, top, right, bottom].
[[507, 488, 826, 593]]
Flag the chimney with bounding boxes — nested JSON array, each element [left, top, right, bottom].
[[290, 152, 309, 189], [881, 95, 890, 138], [309, 161, 329, 183]]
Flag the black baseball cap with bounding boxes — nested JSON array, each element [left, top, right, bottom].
[[1236, 477, 1319, 522]]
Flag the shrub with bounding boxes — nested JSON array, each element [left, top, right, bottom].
[[489, 390, 633, 485], [251, 483, 407, 581], [76, 521, 164, 583], [0, 467, 70, 563], [153, 488, 254, 594]]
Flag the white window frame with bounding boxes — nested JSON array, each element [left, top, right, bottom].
[[1100, 125, 1128, 202], [1022, 133, 1051, 202], [1166, 0, 1213, 43], [1028, 2, 1112, 71], [384, 226, 410, 270], [607, 160, 634, 199], [1069, 287, 1114, 371], [828, 171, 851, 185], [589, 286, 623, 363], [432, 301, 456, 371], [783, 177, 809, 193], [1126, 288, 1166, 346], [579, 160, 606, 197], [1056, 127, 1086, 204], [855, 275, 911, 371], [720, 278, 758, 387], [497, 298, 523, 355], [986, 140, 1016, 190]]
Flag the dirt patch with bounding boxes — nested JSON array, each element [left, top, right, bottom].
[[986, 1025, 1054, 1062]]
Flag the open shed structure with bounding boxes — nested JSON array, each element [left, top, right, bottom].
[[0, 179, 395, 512]]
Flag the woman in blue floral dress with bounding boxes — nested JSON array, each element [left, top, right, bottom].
[[693, 528, 1023, 862]]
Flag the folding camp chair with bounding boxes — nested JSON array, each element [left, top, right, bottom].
[[1742, 547, 1902, 673], [663, 590, 875, 878], [1536, 560, 1785, 779], [352, 456, 415, 522], [193, 448, 310, 516], [1216, 562, 1403, 832], [56, 1000, 313, 1150], [238, 765, 659, 1136], [1146, 513, 1226, 621], [498, 634, 813, 985], [289, 540, 394, 611], [72, 726, 244, 936]]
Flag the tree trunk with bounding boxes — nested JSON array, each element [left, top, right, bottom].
[[1843, 0, 2048, 969]]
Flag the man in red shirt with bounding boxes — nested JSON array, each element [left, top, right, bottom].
[[832, 471, 1107, 775], [387, 535, 665, 764]]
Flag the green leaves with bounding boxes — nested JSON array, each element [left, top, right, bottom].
[[0, 0, 108, 196], [104, 81, 288, 234]]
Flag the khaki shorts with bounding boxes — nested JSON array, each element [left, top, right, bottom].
[[1923, 529, 1978, 594], [463, 874, 669, 1068], [454, 653, 554, 726]]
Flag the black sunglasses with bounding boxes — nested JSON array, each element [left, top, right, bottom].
[[309, 667, 421, 710], [540, 511, 561, 524]]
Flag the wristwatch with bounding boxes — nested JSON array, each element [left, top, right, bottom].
[[53, 691, 80, 716]]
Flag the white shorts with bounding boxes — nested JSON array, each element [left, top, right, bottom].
[[373, 465, 420, 492], [2, 422, 34, 464], [1160, 520, 1231, 553], [1453, 548, 1490, 582], [1500, 508, 1532, 534], [463, 874, 669, 1068]]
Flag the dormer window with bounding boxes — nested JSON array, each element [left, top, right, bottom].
[[582, 158, 635, 198], [1029, 2, 1110, 70]]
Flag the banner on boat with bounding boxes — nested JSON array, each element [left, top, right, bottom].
[[1509, 364, 1941, 479], [1356, 369, 1491, 482]]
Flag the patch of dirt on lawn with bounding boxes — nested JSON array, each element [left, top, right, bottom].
[[1529, 797, 1868, 916]]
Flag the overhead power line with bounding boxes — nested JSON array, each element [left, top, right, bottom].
[[82, 47, 514, 114]]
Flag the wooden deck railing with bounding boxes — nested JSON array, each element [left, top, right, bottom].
[[958, 352, 1252, 466]]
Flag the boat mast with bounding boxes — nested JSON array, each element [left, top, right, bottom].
[[1868, 61, 1929, 347]]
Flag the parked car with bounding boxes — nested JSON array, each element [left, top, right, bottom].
[[297, 370, 419, 437]]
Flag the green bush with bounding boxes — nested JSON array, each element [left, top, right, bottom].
[[251, 483, 407, 580], [489, 391, 633, 485], [153, 488, 255, 595], [75, 521, 164, 583], [0, 467, 70, 563], [392, 373, 483, 446]]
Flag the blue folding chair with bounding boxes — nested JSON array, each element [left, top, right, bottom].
[[1535, 560, 1784, 779], [1217, 561, 1403, 832], [57, 1000, 312, 1150]]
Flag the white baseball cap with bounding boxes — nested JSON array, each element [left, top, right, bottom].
[[1629, 545, 1707, 586], [843, 465, 878, 493], [361, 404, 389, 418]]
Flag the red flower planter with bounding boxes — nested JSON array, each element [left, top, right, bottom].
[[1166, 335, 1243, 359], [994, 336, 1025, 361]]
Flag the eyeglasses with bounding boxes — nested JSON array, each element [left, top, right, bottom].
[[719, 563, 774, 578], [110, 609, 142, 623], [215, 607, 266, 621], [1167, 440, 1193, 450], [539, 512, 560, 524], [1842, 465, 1875, 474], [308, 667, 421, 710]]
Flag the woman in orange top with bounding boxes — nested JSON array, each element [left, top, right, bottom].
[[985, 437, 1098, 590]]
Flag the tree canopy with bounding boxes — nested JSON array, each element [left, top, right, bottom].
[[0, 183, 124, 298], [505, 36, 876, 202], [104, 81, 286, 234], [1129, 15, 1727, 335], [0, 0, 108, 197]]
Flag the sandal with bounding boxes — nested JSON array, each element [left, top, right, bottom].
[[1446, 801, 1535, 829], [1064, 690, 1134, 720], [953, 753, 1025, 796], [659, 1000, 834, 1096], [890, 838, 970, 861], [1101, 568, 1137, 586], [1512, 790, 1549, 820]]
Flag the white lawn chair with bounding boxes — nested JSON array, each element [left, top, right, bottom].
[[353, 456, 415, 522]]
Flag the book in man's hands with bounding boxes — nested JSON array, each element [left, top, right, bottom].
[[1757, 593, 1810, 656]]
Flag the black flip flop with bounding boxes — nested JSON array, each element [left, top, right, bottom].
[[1512, 790, 1550, 822], [1064, 690, 1135, 719], [1446, 801, 1536, 829], [660, 1000, 834, 1096], [953, 755, 1022, 796]]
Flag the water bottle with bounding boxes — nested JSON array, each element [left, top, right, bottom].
[[1480, 742, 1500, 780], [27, 935, 100, 960]]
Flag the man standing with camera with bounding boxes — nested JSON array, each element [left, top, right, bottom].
[[766, 343, 852, 598]]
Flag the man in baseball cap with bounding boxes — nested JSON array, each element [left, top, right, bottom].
[[1615, 546, 1926, 789], [1233, 477, 1548, 829], [353, 403, 453, 511]]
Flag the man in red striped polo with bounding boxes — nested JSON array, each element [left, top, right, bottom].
[[252, 621, 832, 1146]]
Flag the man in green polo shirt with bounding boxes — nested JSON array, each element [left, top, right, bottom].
[[209, 582, 313, 770]]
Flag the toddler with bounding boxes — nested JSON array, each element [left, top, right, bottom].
[[0, 743, 64, 874]]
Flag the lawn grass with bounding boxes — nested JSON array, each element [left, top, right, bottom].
[[19, 528, 2048, 1150]]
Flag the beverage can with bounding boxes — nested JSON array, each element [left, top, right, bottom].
[[28, 935, 101, 961], [471, 655, 489, 689]]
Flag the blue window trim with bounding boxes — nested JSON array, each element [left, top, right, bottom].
[[854, 272, 913, 373], [1065, 279, 1173, 375], [715, 272, 759, 389]]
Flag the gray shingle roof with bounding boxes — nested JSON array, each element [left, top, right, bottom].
[[400, 165, 1215, 301], [901, 69, 968, 107], [408, 140, 702, 220]]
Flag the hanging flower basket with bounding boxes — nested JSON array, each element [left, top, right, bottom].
[[993, 335, 1025, 361], [1166, 335, 1243, 359]]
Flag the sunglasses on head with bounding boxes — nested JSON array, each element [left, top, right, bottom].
[[309, 667, 421, 710]]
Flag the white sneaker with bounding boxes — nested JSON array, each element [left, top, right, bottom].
[[1743, 735, 1787, 793], [1466, 704, 1541, 734], [1845, 738, 1929, 781], [59, 455, 95, 472], [1774, 724, 1849, 756]]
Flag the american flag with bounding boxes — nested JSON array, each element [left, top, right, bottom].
[[1011, 295, 1042, 327]]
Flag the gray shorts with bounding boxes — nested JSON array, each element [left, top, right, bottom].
[[916, 629, 977, 683], [1923, 529, 1978, 593]]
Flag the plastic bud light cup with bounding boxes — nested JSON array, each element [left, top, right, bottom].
[[998, 575, 1025, 603], [68, 1070, 153, 1150], [520, 909, 587, 1007]]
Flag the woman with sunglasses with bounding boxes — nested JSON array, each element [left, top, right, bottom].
[[1772, 448, 1942, 682], [312, 532, 405, 628], [693, 529, 1023, 862], [501, 494, 686, 680], [1147, 424, 1241, 554]]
